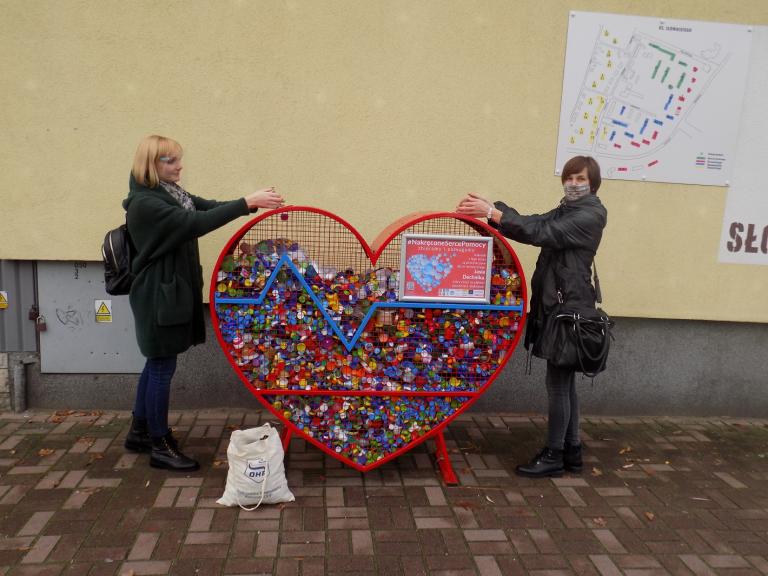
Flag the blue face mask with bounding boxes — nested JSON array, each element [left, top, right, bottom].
[[563, 183, 591, 201]]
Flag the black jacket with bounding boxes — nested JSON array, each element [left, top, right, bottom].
[[493, 194, 607, 355]]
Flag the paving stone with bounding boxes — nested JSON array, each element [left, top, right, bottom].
[[0, 409, 765, 576]]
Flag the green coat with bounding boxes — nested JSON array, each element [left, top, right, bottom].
[[124, 175, 250, 358]]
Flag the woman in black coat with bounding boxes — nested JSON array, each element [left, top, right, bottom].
[[456, 156, 607, 477], [124, 135, 285, 471]]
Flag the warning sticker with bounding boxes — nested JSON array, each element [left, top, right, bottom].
[[95, 299, 112, 323], [0, 291, 7, 310]]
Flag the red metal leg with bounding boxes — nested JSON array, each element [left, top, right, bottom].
[[433, 430, 458, 485], [281, 427, 292, 453]]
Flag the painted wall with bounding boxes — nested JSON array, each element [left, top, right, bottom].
[[23, 314, 768, 418], [2, 1, 767, 322]]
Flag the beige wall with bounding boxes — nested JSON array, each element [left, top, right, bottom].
[[2, 1, 767, 321]]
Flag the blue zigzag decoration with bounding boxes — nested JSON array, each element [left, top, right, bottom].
[[214, 253, 523, 352]]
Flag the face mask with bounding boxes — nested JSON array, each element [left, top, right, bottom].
[[563, 183, 591, 201]]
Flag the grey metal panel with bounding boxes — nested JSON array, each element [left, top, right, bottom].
[[37, 261, 144, 373], [0, 260, 38, 352]]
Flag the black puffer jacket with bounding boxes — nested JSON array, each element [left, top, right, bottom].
[[493, 194, 607, 356]]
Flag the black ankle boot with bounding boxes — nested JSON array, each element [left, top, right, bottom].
[[124, 416, 152, 453], [515, 447, 564, 478], [150, 432, 200, 471], [563, 442, 583, 473]]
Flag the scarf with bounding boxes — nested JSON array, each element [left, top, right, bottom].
[[159, 180, 196, 212]]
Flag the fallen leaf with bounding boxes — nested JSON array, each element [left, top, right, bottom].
[[485, 495, 495, 504], [86, 454, 104, 466], [619, 446, 633, 455], [37, 448, 55, 457], [593, 517, 607, 527], [621, 463, 635, 469], [212, 460, 225, 468], [144, 480, 150, 488], [644, 511, 655, 521], [591, 467, 603, 476]]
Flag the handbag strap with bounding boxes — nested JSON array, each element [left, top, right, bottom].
[[553, 251, 603, 305], [593, 262, 602, 304], [574, 315, 611, 376]]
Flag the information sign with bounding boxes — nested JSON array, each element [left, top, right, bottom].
[[398, 234, 493, 303]]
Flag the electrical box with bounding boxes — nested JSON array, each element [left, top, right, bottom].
[[37, 261, 143, 373]]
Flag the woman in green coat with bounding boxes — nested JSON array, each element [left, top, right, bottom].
[[124, 135, 284, 471]]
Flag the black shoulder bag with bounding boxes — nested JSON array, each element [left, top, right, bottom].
[[536, 262, 614, 377]]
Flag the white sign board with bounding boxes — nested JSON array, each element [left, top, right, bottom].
[[719, 26, 768, 265], [556, 11, 752, 185]]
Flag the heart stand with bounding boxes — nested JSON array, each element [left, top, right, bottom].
[[210, 207, 526, 483]]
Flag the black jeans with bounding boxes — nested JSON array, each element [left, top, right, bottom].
[[545, 362, 580, 450]]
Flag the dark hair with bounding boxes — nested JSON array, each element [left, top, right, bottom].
[[561, 156, 601, 194]]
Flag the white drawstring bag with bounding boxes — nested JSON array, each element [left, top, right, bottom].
[[216, 423, 295, 510]]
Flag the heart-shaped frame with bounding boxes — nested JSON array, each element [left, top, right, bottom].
[[210, 207, 527, 472]]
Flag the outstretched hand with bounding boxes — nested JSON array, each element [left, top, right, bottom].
[[455, 193, 493, 219], [245, 187, 285, 210]]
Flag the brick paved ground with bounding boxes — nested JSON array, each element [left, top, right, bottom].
[[0, 409, 766, 576]]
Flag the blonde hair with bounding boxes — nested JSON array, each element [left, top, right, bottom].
[[131, 135, 183, 188]]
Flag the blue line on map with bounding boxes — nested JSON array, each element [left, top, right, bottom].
[[663, 94, 673, 111], [612, 120, 628, 127], [640, 119, 649, 135], [653, 119, 664, 126], [620, 105, 626, 115], [214, 254, 523, 352], [609, 130, 616, 141], [666, 115, 674, 121], [624, 132, 634, 138]]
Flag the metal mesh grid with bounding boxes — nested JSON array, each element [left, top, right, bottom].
[[233, 211, 371, 275]]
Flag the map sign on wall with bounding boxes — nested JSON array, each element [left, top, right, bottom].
[[555, 12, 752, 185]]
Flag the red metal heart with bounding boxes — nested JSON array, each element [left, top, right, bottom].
[[210, 207, 527, 471]]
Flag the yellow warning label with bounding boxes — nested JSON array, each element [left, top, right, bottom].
[[0, 291, 7, 310], [95, 299, 112, 323]]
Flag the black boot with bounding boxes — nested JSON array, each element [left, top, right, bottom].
[[150, 432, 200, 471], [515, 447, 564, 478], [563, 442, 583, 473], [124, 416, 152, 453]]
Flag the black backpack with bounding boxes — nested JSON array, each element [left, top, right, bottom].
[[102, 220, 136, 295]]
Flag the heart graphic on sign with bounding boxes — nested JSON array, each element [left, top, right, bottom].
[[210, 207, 526, 471], [406, 254, 454, 293]]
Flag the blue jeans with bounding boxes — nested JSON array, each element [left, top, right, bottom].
[[133, 356, 177, 438]]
